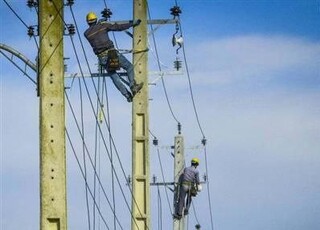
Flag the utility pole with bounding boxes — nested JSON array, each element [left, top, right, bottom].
[[39, 1, 67, 230], [132, 1, 150, 230], [173, 132, 185, 230]]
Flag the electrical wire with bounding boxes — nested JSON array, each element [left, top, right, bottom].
[[173, 2, 215, 229], [203, 145, 214, 230], [178, 23, 205, 139], [147, 4, 180, 125], [67, 5, 151, 229], [2, 0, 39, 48], [66, 91, 126, 230], [0, 50, 36, 85], [93, 74, 103, 230], [157, 185, 163, 230], [156, 147, 173, 215], [64, 4, 148, 229], [66, 128, 111, 230], [79, 78, 92, 230], [94, 0, 118, 221]]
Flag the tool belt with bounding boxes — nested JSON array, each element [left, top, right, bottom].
[[182, 181, 198, 197], [98, 48, 120, 72]]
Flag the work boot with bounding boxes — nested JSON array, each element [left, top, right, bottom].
[[130, 82, 144, 96], [125, 93, 133, 103], [184, 210, 189, 216]]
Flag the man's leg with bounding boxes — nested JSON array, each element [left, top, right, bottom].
[[118, 53, 143, 96], [184, 191, 192, 215], [109, 71, 132, 102], [177, 185, 188, 216], [118, 53, 134, 86]]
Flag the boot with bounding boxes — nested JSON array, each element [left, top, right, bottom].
[[130, 82, 144, 96], [125, 93, 133, 103]]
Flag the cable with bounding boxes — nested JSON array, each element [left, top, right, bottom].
[[157, 185, 163, 230], [3, 0, 28, 27], [66, 128, 111, 230], [178, 24, 206, 139], [64, 20, 144, 230], [100, 66, 118, 230], [191, 202, 200, 226], [203, 145, 214, 230], [67, 5, 150, 229], [147, 4, 180, 124], [174, 3, 214, 228], [156, 147, 173, 215], [3, 0, 39, 47], [0, 50, 36, 85], [93, 73, 103, 230], [66, 91, 126, 230], [78, 78, 92, 230]]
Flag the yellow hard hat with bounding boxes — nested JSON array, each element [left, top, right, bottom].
[[191, 157, 200, 165], [86, 12, 97, 23]]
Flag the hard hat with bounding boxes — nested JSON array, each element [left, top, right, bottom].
[[191, 157, 200, 165], [197, 184, 203, 192], [86, 12, 97, 24]]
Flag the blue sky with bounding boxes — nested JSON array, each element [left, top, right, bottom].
[[1, 0, 320, 230]]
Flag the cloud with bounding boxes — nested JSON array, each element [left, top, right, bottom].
[[188, 35, 320, 86]]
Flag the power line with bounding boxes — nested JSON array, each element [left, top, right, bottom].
[[66, 128, 112, 230], [147, 4, 180, 125], [156, 147, 173, 215], [79, 78, 92, 230], [63, 4, 149, 229], [66, 91, 126, 230], [0, 50, 37, 85]]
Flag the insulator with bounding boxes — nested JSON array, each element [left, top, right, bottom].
[[152, 175, 157, 183], [67, 24, 75, 35], [27, 0, 37, 8], [177, 122, 182, 134], [170, 6, 182, 18], [153, 138, 158, 146], [174, 59, 182, 71], [27, 26, 35, 37], [65, 0, 74, 6], [203, 174, 207, 182], [201, 137, 207, 146], [101, 8, 112, 20]]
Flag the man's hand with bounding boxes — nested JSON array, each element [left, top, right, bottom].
[[133, 19, 141, 27]]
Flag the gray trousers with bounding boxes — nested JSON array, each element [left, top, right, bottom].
[[177, 184, 192, 215]]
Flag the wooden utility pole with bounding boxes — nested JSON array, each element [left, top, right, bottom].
[[39, 1, 67, 230], [132, 1, 150, 230], [173, 134, 185, 230]]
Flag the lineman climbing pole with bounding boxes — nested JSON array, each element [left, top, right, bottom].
[[39, 1, 67, 230], [132, 1, 150, 229]]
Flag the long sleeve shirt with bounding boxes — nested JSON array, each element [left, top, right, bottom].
[[182, 166, 200, 184], [84, 21, 133, 55]]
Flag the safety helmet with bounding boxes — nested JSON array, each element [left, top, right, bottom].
[[191, 157, 200, 165], [86, 12, 97, 24]]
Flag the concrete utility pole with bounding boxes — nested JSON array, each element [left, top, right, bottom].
[[39, 1, 67, 230], [173, 134, 185, 230], [132, 1, 150, 230]]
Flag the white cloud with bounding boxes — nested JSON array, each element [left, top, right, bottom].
[[188, 35, 320, 86]]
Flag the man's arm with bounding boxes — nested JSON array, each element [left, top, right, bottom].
[[101, 19, 141, 31]]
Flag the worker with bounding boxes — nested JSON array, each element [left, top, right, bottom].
[[174, 157, 201, 219], [84, 12, 143, 102]]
